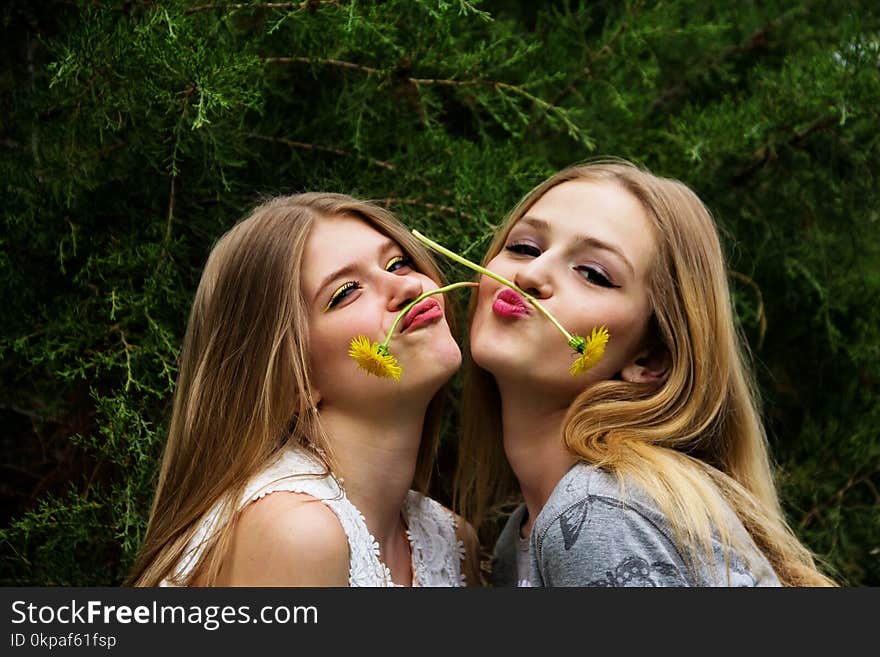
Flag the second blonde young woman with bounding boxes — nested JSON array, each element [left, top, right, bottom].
[[129, 193, 477, 587], [456, 160, 835, 587]]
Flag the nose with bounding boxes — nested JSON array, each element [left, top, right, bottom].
[[513, 256, 552, 299], [385, 271, 424, 312]]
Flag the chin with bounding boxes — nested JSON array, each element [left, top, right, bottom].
[[427, 338, 463, 379], [472, 350, 530, 381], [398, 333, 461, 389], [470, 349, 528, 384], [469, 328, 525, 377], [471, 335, 578, 393]]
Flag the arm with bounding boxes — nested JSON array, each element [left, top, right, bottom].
[[218, 492, 350, 586], [532, 496, 691, 587]]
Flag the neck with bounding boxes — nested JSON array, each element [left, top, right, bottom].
[[496, 381, 577, 537], [317, 400, 425, 549]]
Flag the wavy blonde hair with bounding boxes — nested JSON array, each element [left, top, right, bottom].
[[455, 160, 835, 586], [129, 193, 456, 586]]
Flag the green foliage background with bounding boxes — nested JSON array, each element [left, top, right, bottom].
[[1, 0, 878, 585]]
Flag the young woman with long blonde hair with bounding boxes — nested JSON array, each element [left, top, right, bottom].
[[129, 193, 476, 587], [456, 160, 834, 586]]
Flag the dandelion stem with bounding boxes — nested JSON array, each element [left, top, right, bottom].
[[411, 230, 580, 349], [381, 281, 478, 348]]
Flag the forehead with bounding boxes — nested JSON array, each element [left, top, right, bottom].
[[521, 180, 657, 276], [307, 213, 389, 252], [301, 213, 392, 285]]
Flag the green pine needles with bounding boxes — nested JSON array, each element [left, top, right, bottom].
[[1, 0, 878, 585]]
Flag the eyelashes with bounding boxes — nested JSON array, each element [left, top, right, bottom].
[[506, 242, 541, 257], [324, 280, 361, 312], [322, 254, 413, 312], [385, 255, 411, 272], [574, 265, 617, 288], [504, 242, 619, 289]]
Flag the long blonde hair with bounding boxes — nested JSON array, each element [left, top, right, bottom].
[[129, 193, 455, 586], [455, 160, 835, 586]]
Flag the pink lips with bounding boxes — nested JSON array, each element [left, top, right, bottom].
[[492, 288, 529, 319], [401, 298, 443, 333]]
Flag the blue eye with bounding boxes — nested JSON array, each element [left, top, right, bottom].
[[575, 265, 618, 288], [505, 242, 541, 257], [324, 281, 361, 312], [385, 255, 412, 272]]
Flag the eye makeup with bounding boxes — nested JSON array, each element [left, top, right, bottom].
[[324, 280, 361, 312], [505, 241, 541, 257], [574, 264, 619, 288], [385, 254, 411, 272], [321, 252, 413, 313], [504, 237, 621, 289]]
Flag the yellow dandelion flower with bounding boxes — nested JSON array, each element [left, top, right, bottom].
[[569, 326, 610, 376], [348, 335, 402, 381]]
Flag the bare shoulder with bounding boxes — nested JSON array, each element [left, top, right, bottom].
[[220, 492, 350, 586]]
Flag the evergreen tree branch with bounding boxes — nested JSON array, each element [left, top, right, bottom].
[[1, 463, 42, 482], [27, 32, 40, 168], [649, 3, 813, 115], [155, 174, 176, 276], [244, 132, 394, 170], [165, 173, 176, 245], [185, 1, 343, 15], [799, 468, 880, 531], [153, 102, 188, 277], [649, 26, 772, 113], [546, 9, 637, 109], [732, 114, 838, 184], [246, 133, 491, 227], [265, 57, 381, 76], [0, 404, 61, 425], [111, 325, 136, 393], [380, 196, 486, 227], [244, 133, 477, 211], [729, 270, 767, 349], [266, 57, 591, 146]]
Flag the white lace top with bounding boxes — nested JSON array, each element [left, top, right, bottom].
[[161, 445, 467, 587]]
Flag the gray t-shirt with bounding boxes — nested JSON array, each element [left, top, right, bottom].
[[491, 463, 781, 587], [515, 532, 532, 587]]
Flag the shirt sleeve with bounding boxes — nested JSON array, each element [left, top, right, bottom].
[[532, 495, 692, 587]]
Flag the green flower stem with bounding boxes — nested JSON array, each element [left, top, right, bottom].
[[380, 281, 478, 349], [411, 230, 583, 351]]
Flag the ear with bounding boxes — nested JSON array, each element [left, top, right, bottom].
[[620, 343, 670, 384], [307, 388, 322, 411]]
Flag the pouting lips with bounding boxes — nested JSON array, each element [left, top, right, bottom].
[[401, 298, 443, 332], [492, 288, 529, 318]]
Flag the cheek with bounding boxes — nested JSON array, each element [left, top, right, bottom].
[[470, 277, 501, 339], [416, 272, 440, 292], [574, 299, 651, 366], [311, 315, 349, 354], [474, 256, 512, 309], [307, 323, 334, 389], [307, 315, 364, 381], [476, 277, 499, 309], [483, 254, 513, 280]]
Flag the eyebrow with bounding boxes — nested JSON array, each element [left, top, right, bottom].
[[518, 215, 635, 276], [312, 238, 400, 304]]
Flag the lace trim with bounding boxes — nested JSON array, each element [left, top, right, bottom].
[[403, 492, 467, 587], [165, 446, 466, 587], [242, 450, 390, 587]]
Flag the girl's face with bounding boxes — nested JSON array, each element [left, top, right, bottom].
[[470, 180, 659, 406], [303, 214, 461, 409]]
